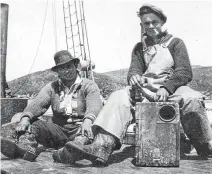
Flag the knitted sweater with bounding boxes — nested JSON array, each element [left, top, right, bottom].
[[127, 33, 193, 94], [23, 78, 103, 126]]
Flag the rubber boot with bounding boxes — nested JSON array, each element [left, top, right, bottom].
[[1, 132, 39, 161], [180, 124, 193, 157], [180, 132, 193, 157], [65, 129, 116, 165], [181, 110, 212, 158], [192, 140, 212, 158], [52, 135, 91, 164]]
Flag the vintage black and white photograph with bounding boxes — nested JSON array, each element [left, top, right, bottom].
[[1, 0, 212, 173]]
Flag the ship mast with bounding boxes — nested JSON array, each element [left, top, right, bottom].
[[1, 3, 9, 97]]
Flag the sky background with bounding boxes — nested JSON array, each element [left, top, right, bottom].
[[2, 0, 212, 81]]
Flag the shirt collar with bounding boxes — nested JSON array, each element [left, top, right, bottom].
[[144, 31, 171, 46], [59, 74, 83, 94]]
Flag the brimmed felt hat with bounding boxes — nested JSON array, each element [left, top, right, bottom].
[[51, 50, 80, 71], [138, 4, 167, 23]]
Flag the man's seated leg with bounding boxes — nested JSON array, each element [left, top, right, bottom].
[[169, 86, 212, 157], [1, 126, 38, 161], [52, 134, 91, 164], [58, 88, 133, 165], [1, 119, 70, 161]]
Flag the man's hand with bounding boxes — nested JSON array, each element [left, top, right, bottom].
[[81, 118, 93, 140], [15, 117, 31, 134], [154, 88, 169, 102], [129, 74, 145, 88]]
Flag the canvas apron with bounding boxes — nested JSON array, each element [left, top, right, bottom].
[[139, 36, 175, 101]]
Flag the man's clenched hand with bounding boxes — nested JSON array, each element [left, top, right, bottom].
[[129, 74, 145, 88], [154, 88, 169, 102], [16, 117, 31, 134]]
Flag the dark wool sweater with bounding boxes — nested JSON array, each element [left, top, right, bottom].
[[23, 78, 103, 126], [127, 33, 193, 94]]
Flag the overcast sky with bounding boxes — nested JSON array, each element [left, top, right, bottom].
[[2, 0, 212, 81]]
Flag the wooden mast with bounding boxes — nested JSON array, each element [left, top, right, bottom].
[[1, 3, 9, 97]]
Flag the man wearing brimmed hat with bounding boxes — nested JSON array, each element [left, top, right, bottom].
[[63, 4, 212, 166], [1, 50, 103, 163]]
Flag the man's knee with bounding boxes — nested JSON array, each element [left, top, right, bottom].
[[107, 88, 130, 105], [30, 120, 49, 136], [31, 119, 46, 128], [177, 87, 203, 102], [173, 87, 204, 111], [110, 88, 128, 97]]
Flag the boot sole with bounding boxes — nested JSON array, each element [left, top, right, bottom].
[[52, 149, 76, 164], [65, 142, 106, 164], [1, 137, 23, 158], [1, 137, 36, 161]]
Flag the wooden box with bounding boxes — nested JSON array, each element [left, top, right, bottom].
[[135, 102, 180, 167], [1, 98, 28, 125]]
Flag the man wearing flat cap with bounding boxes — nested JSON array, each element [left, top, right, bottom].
[[1, 50, 103, 163], [62, 4, 212, 165], [127, 3, 212, 157]]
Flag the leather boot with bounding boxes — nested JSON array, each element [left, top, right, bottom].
[[65, 129, 116, 165], [1, 132, 39, 161], [52, 135, 91, 164]]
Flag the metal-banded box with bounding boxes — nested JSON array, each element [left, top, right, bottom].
[[135, 102, 180, 167]]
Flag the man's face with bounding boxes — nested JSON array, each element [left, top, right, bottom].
[[55, 61, 77, 80], [140, 13, 164, 38]]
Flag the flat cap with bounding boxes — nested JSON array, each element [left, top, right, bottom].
[[138, 4, 167, 23]]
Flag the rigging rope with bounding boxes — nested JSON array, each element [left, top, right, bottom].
[[12, 0, 49, 95], [52, 0, 57, 52], [63, 0, 94, 81], [74, 1, 83, 62], [78, 0, 86, 60], [67, 0, 76, 57], [62, 0, 69, 50], [81, 0, 94, 81]]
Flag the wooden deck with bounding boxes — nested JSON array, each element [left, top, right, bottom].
[[1, 100, 212, 174], [1, 145, 212, 174]]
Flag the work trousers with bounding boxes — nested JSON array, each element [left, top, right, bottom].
[[93, 86, 212, 147], [29, 119, 80, 149]]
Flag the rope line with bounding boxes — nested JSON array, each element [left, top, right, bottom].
[[67, 0, 76, 57], [74, 1, 83, 61], [12, 0, 49, 95], [70, 11, 76, 16], [63, 0, 69, 50], [74, 43, 81, 47], [63, 0, 93, 80], [52, 0, 57, 52], [65, 25, 72, 28], [63, 1, 75, 9], [68, 1, 75, 7], [81, 0, 94, 80], [78, 0, 86, 61], [73, 31, 80, 37]]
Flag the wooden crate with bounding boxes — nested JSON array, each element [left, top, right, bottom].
[[0, 98, 28, 125], [135, 102, 180, 167]]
